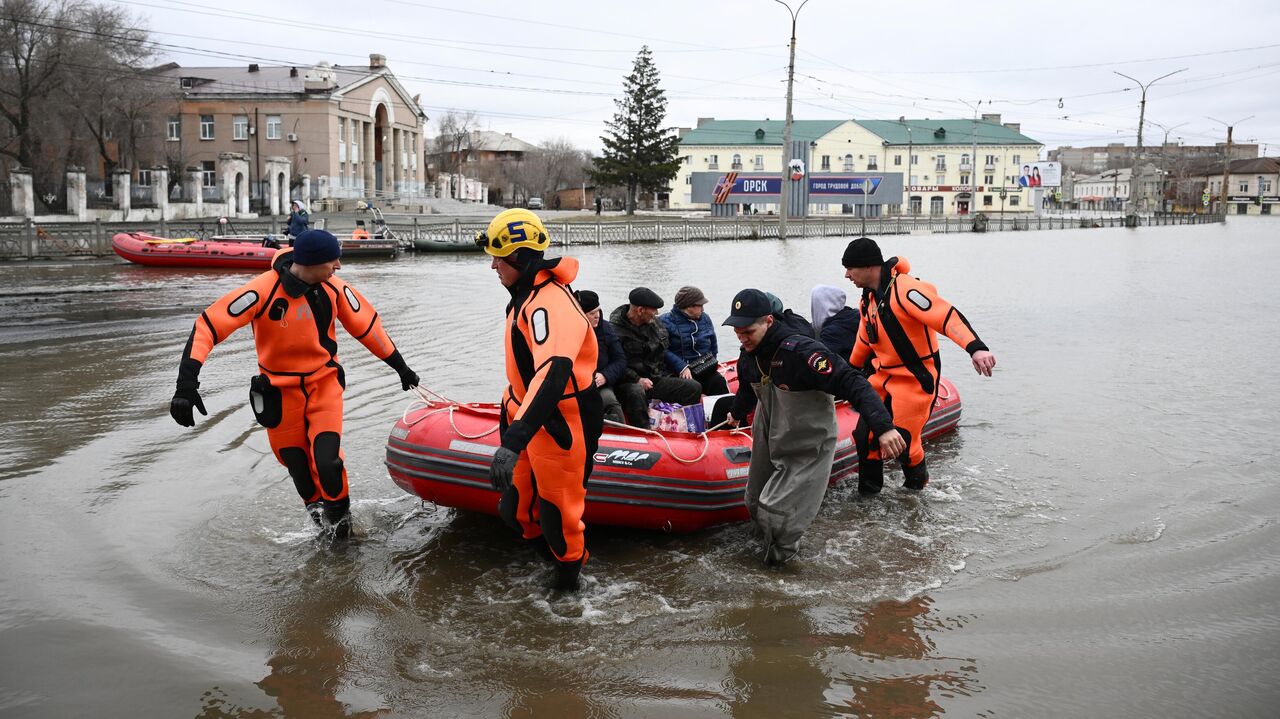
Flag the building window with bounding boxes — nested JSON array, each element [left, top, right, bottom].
[[167, 116, 180, 141], [339, 140, 346, 162], [351, 141, 358, 164], [266, 115, 282, 140], [180, 77, 193, 89], [1012, 155, 1021, 166], [1239, 181, 1249, 192], [338, 118, 345, 143], [731, 153, 742, 170], [201, 160, 216, 187], [984, 154, 997, 167], [821, 155, 830, 171], [960, 153, 970, 167], [930, 196, 944, 215], [233, 115, 248, 141], [984, 174, 994, 185], [961, 174, 970, 185], [1263, 180, 1273, 193], [137, 169, 151, 187], [983, 195, 993, 206], [1010, 195, 1020, 206], [910, 154, 918, 165], [843, 154, 854, 171], [868, 154, 878, 170], [708, 154, 718, 170], [754, 154, 764, 170], [199, 115, 214, 140], [685, 175, 692, 185], [910, 175, 918, 185], [935, 155, 946, 171], [909, 196, 922, 214], [894, 154, 902, 166]]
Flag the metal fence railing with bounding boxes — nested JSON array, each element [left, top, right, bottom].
[[0, 212, 1227, 260]]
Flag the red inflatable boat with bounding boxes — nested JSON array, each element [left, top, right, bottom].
[[111, 232, 399, 268], [385, 363, 962, 533]]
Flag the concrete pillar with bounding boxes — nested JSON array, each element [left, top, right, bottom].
[[152, 166, 170, 219], [382, 127, 393, 197], [301, 174, 311, 211], [65, 167, 87, 220], [10, 167, 33, 217], [392, 127, 403, 192], [185, 166, 204, 217], [113, 169, 132, 218], [363, 120, 375, 197], [218, 152, 250, 217]]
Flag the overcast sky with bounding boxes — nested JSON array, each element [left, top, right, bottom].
[[121, 0, 1280, 158]]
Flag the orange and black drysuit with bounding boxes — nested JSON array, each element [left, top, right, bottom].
[[175, 248, 413, 528], [495, 255, 603, 575], [850, 256, 987, 493]]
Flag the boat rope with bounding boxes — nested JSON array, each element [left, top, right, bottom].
[[403, 386, 500, 438]]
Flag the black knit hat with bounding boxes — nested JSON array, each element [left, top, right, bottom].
[[628, 286, 664, 309], [841, 237, 883, 268], [575, 290, 600, 312]]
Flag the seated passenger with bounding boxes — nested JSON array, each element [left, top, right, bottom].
[[352, 220, 370, 240], [810, 284, 861, 361], [574, 289, 626, 424], [660, 285, 730, 396], [609, 287, 702, 428]]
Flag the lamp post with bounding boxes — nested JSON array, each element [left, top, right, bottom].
[[906, 124, 913, 214], [1113, 68, 1186, 217], [774, 0, 810, 239], [958, 99, 982, 216], [1206, 115, 1254, 216]]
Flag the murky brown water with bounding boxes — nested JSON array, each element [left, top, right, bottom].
[[1, 218, 1278, 718]]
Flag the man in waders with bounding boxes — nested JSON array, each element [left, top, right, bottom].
[[477, 209, 603, 591], [842, 237, 996, 494], [723, 288, 905, 565], [168, 229, 420, 538]]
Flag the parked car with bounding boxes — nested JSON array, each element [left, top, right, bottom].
[[526, 197, 544, 210]]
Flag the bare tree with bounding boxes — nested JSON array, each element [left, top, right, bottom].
[[429, 109, 480, 179], [0, 0, 76, 185]]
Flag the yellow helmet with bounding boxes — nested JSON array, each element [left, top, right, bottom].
[[475, 208, 551, 257]]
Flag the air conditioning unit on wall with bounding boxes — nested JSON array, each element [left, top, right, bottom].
[[286, 133, 298, 142]]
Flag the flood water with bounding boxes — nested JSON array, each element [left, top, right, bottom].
[[1, 218, 1278, 718]]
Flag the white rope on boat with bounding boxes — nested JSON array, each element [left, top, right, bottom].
[[402, 385, 500, 438]]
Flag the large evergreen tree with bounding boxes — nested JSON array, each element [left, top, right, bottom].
[[591, 46, 681, 214]]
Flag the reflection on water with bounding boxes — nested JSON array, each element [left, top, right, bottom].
[[3, 220, 1280, 717]]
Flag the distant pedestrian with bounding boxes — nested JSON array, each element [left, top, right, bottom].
[[594, 196, 602, 215], [285, 199, 309, 237]]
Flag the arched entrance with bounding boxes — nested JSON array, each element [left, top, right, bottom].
[[234, 172, 245, 216], [277, 172, 288, 214], [374, 103, 389, 195]]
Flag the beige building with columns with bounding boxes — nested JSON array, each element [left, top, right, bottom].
[[145, 54, 426, 215]]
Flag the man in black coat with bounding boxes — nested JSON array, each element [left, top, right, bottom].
[[724, 288, 904, 565], [609, 286, 702, 428]]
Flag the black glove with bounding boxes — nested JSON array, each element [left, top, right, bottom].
[[170, 384, 207, 427], [398, 367, 419, 392], [490, 447, 519, 492]]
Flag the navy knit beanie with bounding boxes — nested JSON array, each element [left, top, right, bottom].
[[293, 229, 342, 265]]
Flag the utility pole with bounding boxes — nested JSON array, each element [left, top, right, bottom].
[[906, 125, 913, 214], [774, 0, 809, 239], [1114, 69, 1185, 218], [1208, 115, 1254, 216]]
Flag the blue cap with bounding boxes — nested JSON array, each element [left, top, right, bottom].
[[292, 229, 341, 266]]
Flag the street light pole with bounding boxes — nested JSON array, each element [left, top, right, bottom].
[[1207, 115, 1254, 216], [774, 0, 809, 239], [1113, 68, 1186, 216], [1146, 120, 1186, 213]]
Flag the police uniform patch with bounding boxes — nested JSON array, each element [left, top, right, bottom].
[[807, 352, 833, 375], [531, 308, 549, 344], [907, 288, 932, 312]]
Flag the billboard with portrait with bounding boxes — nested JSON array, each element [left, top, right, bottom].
[[1016, 161, 1062, 188]]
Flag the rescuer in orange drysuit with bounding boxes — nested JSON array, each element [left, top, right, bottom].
[[169, 229, 419, 537], [843, 237, 997, 494], [477, 208, 603, 591]]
